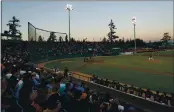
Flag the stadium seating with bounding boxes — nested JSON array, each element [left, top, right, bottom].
[[1, 40, 174, 112]]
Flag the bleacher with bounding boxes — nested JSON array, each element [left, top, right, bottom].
[[1, 40, 174, 112]]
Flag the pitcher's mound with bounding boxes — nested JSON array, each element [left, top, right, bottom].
[[61, 61, 72, 63], [87, 59, 104, 64], [146, 60, 161, 63]]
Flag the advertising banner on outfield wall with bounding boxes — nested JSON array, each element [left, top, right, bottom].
[[120, 52, 133, 55]]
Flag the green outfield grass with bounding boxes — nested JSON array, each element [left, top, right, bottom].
[[44, 51, 174, 93]]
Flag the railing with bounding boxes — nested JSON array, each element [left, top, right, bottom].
[[39, 63, 174, 112], [71, 72, 92, 82], [70, 72, 174, 112]]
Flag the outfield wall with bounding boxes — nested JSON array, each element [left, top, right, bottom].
[[33, 53, 120, 64]]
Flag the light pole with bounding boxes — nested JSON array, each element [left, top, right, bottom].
[[132, 17, 136, 54], [65, 4, 73, 41]]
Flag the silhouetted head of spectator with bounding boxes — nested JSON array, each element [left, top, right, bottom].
[[54, 75, 63, 84], [46, 93, 60, 110], [11, 67, 19, 76], [163, 92, 166, 96], [73, 89, 82, 100], [90, 93, 98, 103], [31, 72, 37, 79], [127, 106, 137, 112], [65, 82, 72, 91], [81, 82, 85, 87], [156, 91, 159, 95], [23, 73, 31, 81], [171, 93, 174, 98], [104, 93, 110, 102]]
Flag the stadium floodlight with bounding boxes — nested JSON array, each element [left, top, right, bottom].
[[65, 4, 73, 11], [132, 17, 136, 54], [132, 17, 136, 25], [65, 4, 73, 41]]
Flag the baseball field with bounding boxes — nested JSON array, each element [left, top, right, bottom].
[[44, 50, 174, 93]]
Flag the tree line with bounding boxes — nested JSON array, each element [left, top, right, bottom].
[[1, 16, 172, 48]]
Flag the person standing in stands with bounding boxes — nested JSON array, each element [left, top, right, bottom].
[[145, 89, 153, 100], [19, 73, 35, 112], [123, 84, 128, 93], [64, 67, 69, 79], [129, 85, 135, 94], [116, 82, 121, 90], [160, 92, 169, 105], [137, 88, 143, 97], [170, 93, 174, 106], [153, 91, 161, 102]]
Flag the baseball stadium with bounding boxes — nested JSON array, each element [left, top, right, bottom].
[[1, 1, 174, 112]]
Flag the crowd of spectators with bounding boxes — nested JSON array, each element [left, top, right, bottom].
[[1, 40, 174, 112], [1, 41, 138, 112], [28, 41, 107, 60], [1, 55, 141, 112], [91, 76, 174, 106]]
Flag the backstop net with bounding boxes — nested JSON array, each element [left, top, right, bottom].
[[28, 22, 67, 42]]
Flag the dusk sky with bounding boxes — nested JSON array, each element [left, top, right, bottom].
[[1, 1, 173, 42]]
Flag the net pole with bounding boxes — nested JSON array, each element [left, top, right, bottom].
[[35, 28, 36, 41], [134, 24, 136, 54], [68, 10, 71, 41], [28, 22, 29, 41]]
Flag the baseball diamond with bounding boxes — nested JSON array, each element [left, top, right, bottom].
[[44, 50, 174, 93]]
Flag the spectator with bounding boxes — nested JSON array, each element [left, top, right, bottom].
[[126, 106, 137, 112], [19, 73, 34, 112], [64, 67, 69, 79], [170, 93, 174, 106], [123, 84, 128, 93], [160, 92, 169, 105], [31, 72, 40, 87], [154, 91, 161, 102], [15, 75, 24, 99], [111, 80, 116, 89], [43, 91, 62, 112], [104, 79, 109, 87], [116, 82, 121, 90], [137, 88, 143, 97], [107, 98, 120, 112], [129, 85, 135, 94], [145, 89, 152, 100], [89, 93, 100, 112], [71, 89, 85, 112]]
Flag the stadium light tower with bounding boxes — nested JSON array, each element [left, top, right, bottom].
[[65, 4, 73, 41], [132, 17, 136, 54]]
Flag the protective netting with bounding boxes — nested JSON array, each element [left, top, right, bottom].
[[28, 22, 36, 41], [28, 22, 67, 42]]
